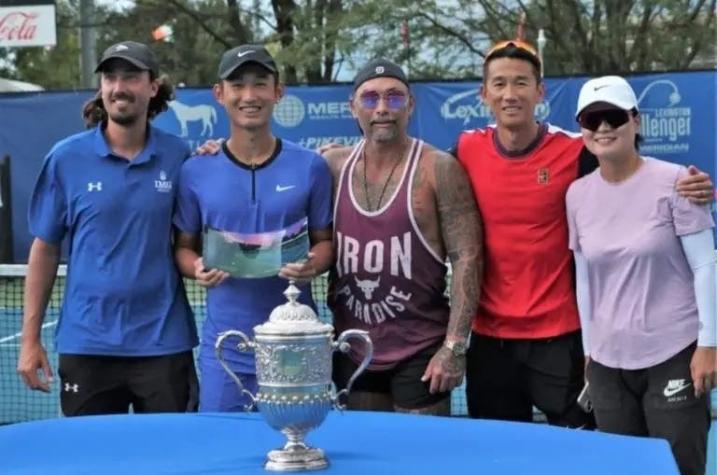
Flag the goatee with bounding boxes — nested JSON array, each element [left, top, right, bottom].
[[109, 112, 139, 127]]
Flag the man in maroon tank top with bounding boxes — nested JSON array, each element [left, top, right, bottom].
[[324, 59, 483, 415]]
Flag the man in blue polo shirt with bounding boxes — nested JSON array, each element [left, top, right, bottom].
[[17, 41, 199, 416], [173, 44, 333, 412]]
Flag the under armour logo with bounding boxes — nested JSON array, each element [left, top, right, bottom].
[[64, 383, 79, 393], [87, 182, 102, 192], [375, 66, 385, 74], [114, 44, 130, 52], [354, 275, 381, 300]]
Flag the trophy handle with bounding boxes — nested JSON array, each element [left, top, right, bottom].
[[331, 329, 373, 410], [215, 330, 257, 411]]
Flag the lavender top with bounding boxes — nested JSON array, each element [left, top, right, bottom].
[[566, 158, 714, 369]]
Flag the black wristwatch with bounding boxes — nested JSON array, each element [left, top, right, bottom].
[[444, 339, 468, 357]]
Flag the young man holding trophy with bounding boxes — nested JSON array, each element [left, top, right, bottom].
[[173, 45, 333, 412]]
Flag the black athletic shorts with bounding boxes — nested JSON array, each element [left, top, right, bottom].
[[333, 343, 449, 410], [466, 330, 594, 428], [58, 351, 198, 416], [588, 342, 711, 475]]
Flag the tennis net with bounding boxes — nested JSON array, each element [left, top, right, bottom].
[[0, 264, 468, 423]]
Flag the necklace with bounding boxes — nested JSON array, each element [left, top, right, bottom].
[[362, 149, 405, 212]]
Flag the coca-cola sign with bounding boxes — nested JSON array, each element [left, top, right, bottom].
[[0, 4, 56, 47]]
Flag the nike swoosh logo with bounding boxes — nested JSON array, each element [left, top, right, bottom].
[[663, 382, 691, 397], [237, 51, 254, 58], [276, 185, 295, 192], [593, 85, 610, 91]]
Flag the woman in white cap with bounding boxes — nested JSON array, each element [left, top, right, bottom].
[[566, 75, 715, 475]]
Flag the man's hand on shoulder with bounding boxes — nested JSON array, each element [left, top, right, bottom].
[[317, 142, 342, 156], [321, 145, 353, 181], [193, 138, 224, 156], [676, 165, 713, 205]]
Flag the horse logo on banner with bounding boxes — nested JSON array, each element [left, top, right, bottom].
[[168, 100, 217, 137]]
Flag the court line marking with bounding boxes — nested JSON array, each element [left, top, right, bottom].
[[0, 320, 57, 346]]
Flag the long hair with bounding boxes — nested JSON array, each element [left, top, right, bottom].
[[82, 74, 175, 128]]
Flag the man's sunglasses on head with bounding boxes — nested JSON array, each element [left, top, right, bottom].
[[486, 39, 539, 60]]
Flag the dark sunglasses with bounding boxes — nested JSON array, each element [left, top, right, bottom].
[[357, 90, 408, 110], [577, 109, 632, 132]]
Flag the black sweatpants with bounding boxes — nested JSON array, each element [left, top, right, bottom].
[[587, 342, 711, 475]]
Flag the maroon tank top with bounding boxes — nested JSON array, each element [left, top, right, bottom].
[[328, 138, 449, 370]]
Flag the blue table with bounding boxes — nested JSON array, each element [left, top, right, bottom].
[[0, 411, 678, 474]]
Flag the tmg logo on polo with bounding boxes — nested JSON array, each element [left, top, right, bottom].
[[637, 80, 691, 154], [273, 94, 352, 128], [154, 170, 172, 193]]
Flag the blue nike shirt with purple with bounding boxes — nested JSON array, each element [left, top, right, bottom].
[[173, 140, 332, 382]]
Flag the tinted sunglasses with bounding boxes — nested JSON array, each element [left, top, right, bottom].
[[486, 39, 539, 60], [356, 90, 408, 110], [577, 109, 632, 131]]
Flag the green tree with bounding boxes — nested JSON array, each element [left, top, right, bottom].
[[337, 0, 486, 79], [269, 0, 344, 83], [2, 0, 714, 89], [96, 0, 245, 86], [474, 0, 717, 75]]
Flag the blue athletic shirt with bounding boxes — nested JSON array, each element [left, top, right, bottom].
[[173, 139, 333, 374], [28, 125, 198, 356]]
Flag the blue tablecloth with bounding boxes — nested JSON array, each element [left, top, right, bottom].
[[0, 411, 678, 474]]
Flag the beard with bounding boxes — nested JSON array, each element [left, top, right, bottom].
[[108, 109, 141, 126], [104, 93, 145, 127], [370, 125, 399, 143]]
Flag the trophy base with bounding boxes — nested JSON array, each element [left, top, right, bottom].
[[265, 447, 328, 472]]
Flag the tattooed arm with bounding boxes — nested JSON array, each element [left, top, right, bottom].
[[421, 151, 483, 394]]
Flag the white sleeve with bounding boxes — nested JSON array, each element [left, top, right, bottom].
[[573, 251, 591, 355], [680, 229, 717, 347]]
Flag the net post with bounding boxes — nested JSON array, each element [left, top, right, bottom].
[[0, 155, 12, 264]]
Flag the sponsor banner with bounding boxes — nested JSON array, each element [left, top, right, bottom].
[[634, 78, 695, 156], [411, 79, 571, 150], [0, 3, 56, 48], [152, 86, 366, 152], [269, 85, 365, 149], [1, 71, 714, 262]]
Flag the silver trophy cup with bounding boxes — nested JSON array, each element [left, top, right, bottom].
[[215, 282, 373, 471]]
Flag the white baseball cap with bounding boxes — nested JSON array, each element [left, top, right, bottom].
[[575, 75, 638, 118]]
